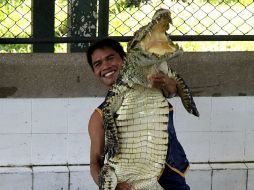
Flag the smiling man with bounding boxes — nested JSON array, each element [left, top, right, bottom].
[[86, 38, 189, 190]]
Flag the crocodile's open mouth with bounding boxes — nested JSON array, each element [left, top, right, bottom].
[[139, 9, 178, 56]]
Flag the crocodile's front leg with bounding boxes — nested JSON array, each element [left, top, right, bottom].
[[156, 61, 199, 117], [170, 69, 199, 117], [99, 163, 118, 190]]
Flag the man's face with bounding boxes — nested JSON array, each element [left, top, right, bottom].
[[91, 47, 123, 88]]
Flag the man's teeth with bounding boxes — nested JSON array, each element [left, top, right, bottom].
[[104, 71, 115, 77]]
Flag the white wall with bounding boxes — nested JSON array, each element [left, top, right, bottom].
[[172, 96, 254, 163], [0, 96, 254, 189], [1, 97, 254, 165], [0, 97, 104, 166]]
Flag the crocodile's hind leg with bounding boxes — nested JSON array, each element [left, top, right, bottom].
[[99, 163, 117, 190]]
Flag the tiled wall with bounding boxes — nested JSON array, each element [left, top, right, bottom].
[[0, 166, 97, 190], [0, 96, 254, 189], [0, 97, 104, 166], [1, 97, 253, 165], [186, 163, 254, 190], [172, 96, 254, 163], [0, 164, 254, 190]]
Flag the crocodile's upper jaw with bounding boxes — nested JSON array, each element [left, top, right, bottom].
[[139, 9, 178, 56]]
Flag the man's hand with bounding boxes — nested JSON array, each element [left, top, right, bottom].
[[116, 182, 134, 190], [147, 72, 177, 97]]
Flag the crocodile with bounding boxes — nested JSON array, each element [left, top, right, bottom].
[[99, 8, 199, 190]]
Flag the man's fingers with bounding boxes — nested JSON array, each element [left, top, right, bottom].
[[116, 182, 134, 190]]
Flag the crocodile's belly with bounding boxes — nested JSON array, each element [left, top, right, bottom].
[[109, 85, 169, 190]]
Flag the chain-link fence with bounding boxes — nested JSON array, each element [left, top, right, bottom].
[[0, 0, 253, 52], [0, 0, 31, 38], [108, 0, 254, 37]]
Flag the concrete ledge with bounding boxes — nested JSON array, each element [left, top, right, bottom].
[[247, 163, 254, 190], [0, 167, 32, 190], [186, 164, 212, 190], [211, 163, 247, 190], [1, 52, 254, 97], [69, 166, 97, 190], [0, 164, 254, 190], [0, 53, 107, 98], [33, 166, 69, 190]]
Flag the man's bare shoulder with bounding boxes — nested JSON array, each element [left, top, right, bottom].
[[88, 110, 104, 134]]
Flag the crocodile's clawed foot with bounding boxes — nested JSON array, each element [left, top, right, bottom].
[[104, 138, 119, 159], [192, 109, 199, 117], [174, 73, 200, 117], [107, 144, 119, 159], [99, 164, 118, 190], [188, 100, 199, 117]]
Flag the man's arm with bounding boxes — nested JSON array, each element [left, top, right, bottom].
[[88, 111, 105, 185], [88, 111, 133, 190]]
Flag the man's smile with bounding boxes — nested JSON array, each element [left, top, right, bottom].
[[102, 70, 117, 78]]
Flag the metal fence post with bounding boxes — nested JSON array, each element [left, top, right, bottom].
[[69, 0, 97, 52], [32, 0, 54, 52], [98, 0, 109, 38]]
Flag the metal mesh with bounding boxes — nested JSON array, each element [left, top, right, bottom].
[[55, 0, 69, 37], [0, 0, 253, 39], [0, 0, 31, 38], [108, 0, 254, 36]]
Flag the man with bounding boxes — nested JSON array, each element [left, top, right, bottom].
[[87, 38, 190, 190]]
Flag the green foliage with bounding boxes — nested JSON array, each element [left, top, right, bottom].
[[109, 0, 254, 52], [0, 0, 31, 52], [0, 44, 31, 53], [197, 0, 253, 6], [113, 0, 149, 9], [0, 0, 253, 53], [114, 0, 253, 8], [180, 41, 254, 51], [55, 0, 68, 37]]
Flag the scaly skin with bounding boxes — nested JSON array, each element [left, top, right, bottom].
[[100, 8, 199, 190]]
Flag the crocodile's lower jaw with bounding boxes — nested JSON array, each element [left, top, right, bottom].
[[140, 33, 177, 56], [146, 41, 177, 55]]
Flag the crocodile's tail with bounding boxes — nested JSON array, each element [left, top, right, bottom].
[[172, 71, 199, 117], [104, 129, 120, 159], [103, 80, 131, 159], [99, 163, 117, 190], [103, 94, 120, 159]]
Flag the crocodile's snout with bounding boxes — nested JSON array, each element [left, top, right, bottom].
[[139, 9, 178, 56]]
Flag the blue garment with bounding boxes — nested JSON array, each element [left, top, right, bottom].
[[165, 104, 189, 176], [158, 164, 190, 190], [158, 103, 190, 189]]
